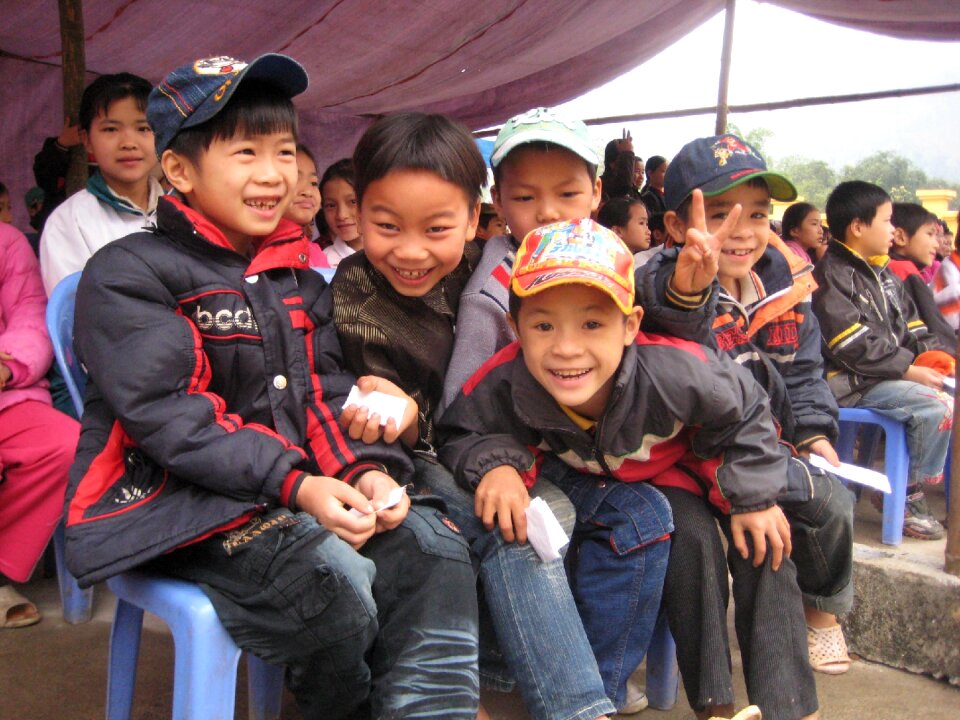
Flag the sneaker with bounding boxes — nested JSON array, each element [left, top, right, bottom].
[[617, 676, 649, 715], [903, 491, 945, 540]]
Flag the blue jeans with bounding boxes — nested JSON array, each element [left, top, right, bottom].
[[855, 379, 953, 485], [545, 458, 673, 710], [416, 457, 616, 720], [154, 504, 479, 720]]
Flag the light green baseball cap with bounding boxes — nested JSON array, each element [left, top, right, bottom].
[[491, 107, 599, 169]]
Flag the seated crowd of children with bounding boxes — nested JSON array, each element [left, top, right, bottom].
[[1, 51, 957, 720]]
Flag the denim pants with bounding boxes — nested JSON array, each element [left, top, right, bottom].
[[153, 503, 479, 720], [415, 456, 616, 720], [544, 458, 673, 711], [659, 486, 818, 720], [781, 470, 855, 616], [855, 379, 953, 485]]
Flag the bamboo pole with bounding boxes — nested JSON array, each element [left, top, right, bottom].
[[58, 0, 86, 197], [715, 0, 737, 135], [946, 339, 960, 576]]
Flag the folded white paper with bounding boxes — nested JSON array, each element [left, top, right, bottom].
[[943, 377, 955, 391], [345, 386, 407, 427], [349, 484, 407, 517], [524, 496, 570, 562], [809, 454, 892, 494]]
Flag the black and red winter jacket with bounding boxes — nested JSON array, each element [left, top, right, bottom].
[[64, 196, 412, 587]]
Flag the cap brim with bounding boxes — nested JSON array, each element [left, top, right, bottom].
[[183, 54, 309, 131], [491, 129, 599, 168], [702, 169, 797, 203], [512, 268, 634, 315]]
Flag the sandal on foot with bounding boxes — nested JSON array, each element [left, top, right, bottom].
[[0, 585, 41, 628], [807, 623, 850, 675]]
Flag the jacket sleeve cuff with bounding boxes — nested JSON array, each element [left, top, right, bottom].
[[795, 433, 828, 451], [666, 275, 711, 309], [338, 462, 388, 486], [281, 470, 308, 511], [729, 500, 777, 515]]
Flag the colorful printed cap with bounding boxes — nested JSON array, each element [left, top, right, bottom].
[[149, 54, 308, 156], [491, 107, 599, 168], [512, 218, 635, 314], [663, 134, 797, 211]]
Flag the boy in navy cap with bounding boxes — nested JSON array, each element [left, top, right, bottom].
[[637, 134, 827, 717], [64, 54, 479, 719]]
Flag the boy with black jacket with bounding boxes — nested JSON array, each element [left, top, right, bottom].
[[441, 218, 818, 720], [813, 180, 953, 541], [64, 54, 479, 719]]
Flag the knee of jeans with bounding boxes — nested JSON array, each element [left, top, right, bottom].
[[277, 540, 378, 650]]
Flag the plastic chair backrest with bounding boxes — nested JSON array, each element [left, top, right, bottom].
[[45, 272, 86, 417]]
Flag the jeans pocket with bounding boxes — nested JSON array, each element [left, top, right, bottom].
[[404, 503, 473, 564], [590, 483, 674, 556]]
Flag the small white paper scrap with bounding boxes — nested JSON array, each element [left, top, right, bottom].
[[349, 484, 407, 517], [942, 377, 955, 391], [809, 454, 892, 494], [524, 496, 570, 562], [345, 386, 407, 427]]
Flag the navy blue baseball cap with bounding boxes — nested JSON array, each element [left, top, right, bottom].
[[663, 134, 796, 212], [149, 54, 309, 156]]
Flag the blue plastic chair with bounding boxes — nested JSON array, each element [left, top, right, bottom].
[[836, 407, 909, 545], [47, 273, 284, 718], [45, 272, 93, 624]]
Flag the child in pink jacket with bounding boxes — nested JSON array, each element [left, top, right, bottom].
[[0, 222, 79, 628]]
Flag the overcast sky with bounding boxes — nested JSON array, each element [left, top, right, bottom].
[[557, 0, 960, 183]]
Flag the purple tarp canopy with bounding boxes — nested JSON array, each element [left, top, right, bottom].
[[2, 0, 959, 227]]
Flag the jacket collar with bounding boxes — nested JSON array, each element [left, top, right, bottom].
[[86, 171, 162, 216], [159, 196, 310, 275]]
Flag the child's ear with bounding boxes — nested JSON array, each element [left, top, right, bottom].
[[506, 311, 519, 338], [891, 227, 908, 249], [160, 150, 194, 194], [590, 176, 603, 212], [80, 128, 92, 156], [491, 184, 502, 214], [624, 306, 643, 345], [611, 225, 626, 240], [663, 211, 686, 246]]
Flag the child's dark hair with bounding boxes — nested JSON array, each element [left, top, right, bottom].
[[166, 80, 298, 164], [478, 203, 499, 230], [79, 73, 152, 132], [675, 177, 769, 223], [315, 158, 356, 238], [0, 181, 7, 197], [493, 141, 597, 187], [296, 142, 317, 167], [825, 180, 891, 243], [892, 202, 938, 237], [781, 202, 819, 240], [648, 212, 665, 235], [353, 112, 486, 205], [644, 155, 666, 176], [597, 196, 645, 231]]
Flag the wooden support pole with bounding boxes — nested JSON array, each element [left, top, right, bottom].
[[58, 0, 86, 197], [715, 0, 737, 135], [946, 339, 960, 576]]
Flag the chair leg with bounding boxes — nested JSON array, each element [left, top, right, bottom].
[[53, 523, 93, 624], [882, 427, 910, 546], [169, 604, 243, 720], [106, 599, 145, 720], [247, 654, 284, 720], [644, 611, 679, 710]]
